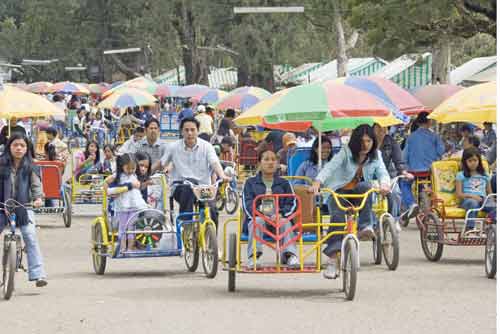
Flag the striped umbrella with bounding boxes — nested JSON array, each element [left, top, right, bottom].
[[430, 81, 496, 124], [98, 88, 158, 110], [154, 84, 180, 98], [216, 86, 271, 111], [235, 81, 400, 132], [28, 81, 53, 94], [175, 84, 210, 98], [336, 76, 426, 116], [89, 83, 110, 95], [103, 76, 158, 97], [49, 81, 90, 95], [413, 84, 463, 111], [190, 89, 228, 104]]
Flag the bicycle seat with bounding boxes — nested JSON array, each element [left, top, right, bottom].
[[410, 171, 431, 178]]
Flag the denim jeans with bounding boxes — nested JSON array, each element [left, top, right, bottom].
[[247, 216, 297, 259], [387, 183, 402, 218], [399, 178, 415, 209], [323, 181, 375, 257], [0, 211, 46, 281], [460, 198, 494, 229]]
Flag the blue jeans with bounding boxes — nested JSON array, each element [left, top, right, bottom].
[[247, 217, 297, 259], [387, 183, 402, 217], [460, 198, 494, 229], [323, 181, 375, 256], [399, 178, 416, 208], [0, 211, 46, 281]]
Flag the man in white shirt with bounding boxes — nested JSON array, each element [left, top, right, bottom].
[[195, 105, 214, 136], [118, 127, 145, 155]]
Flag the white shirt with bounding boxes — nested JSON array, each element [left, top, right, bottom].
[[195, 113, 214, 135]]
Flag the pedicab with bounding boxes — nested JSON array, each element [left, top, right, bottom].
[[69, 151, 108, 205], [215, 161, 239, 215], [484, 211, 496, 278], [33, 161, 72, 227], [416, 159, 496, 262], [91, 173, 190, 275]]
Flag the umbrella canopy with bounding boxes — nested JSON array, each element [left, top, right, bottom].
[[98, 88, 158, 110], [413, 84, 463, 110], [190, 89, 228, 104], [234, 81, 400, 132], [110, 81, 124, 89], [175, 84, 210, 98], [430, 81, 496, 124], [337, 76, 426, 116], [89, 83, 110, 95], [49, 81, 90, 95], [216, 86, 271, 111], [154, 84, 180, 98], [0, 85, 65, 119], [28, 81, 53, 94], [103, 76, 159, 97]]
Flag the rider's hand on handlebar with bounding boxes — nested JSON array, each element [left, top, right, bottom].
[[379, 184, 391, 196], [402, 171, 414, 180], [132, 180, 141, 189], [308, 181, 321, 194], [222, 174, 232, 182], [33, 198, 43, 208]]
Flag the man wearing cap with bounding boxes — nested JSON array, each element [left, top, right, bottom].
[[195, 105, 214, 136], [277, 132, 297, 173], [400, 112, 445, 222]]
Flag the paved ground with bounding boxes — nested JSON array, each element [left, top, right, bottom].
[[1, 207, 496, 334]]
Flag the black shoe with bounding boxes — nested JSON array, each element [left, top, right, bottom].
[[35, 279, 48, 287]]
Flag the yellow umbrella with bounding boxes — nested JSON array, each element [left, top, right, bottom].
[[430, 81, 496, 124], [0, 85, 65, 119]]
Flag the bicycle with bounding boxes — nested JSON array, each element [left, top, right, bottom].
[[1, 199, 32, 300], [215, 161, 239, 215], [171, 179, 222, 278]]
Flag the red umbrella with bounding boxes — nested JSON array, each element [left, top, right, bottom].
[[413, 84, 464, 111]]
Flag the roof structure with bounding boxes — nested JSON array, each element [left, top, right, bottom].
[[450, 56, 496, 85], [305, 57, 387, 83], [373, 53, 432, 90]]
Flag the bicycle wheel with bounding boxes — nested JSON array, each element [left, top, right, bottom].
[[182, 224, 199, 272], [342, 239, 358, 301], [91, 224, 107, 275], [420, 213, 444, 262], [228, 233, 237, 292], [215, 191, 225, 211], [63, 187, 72, 228], [225, 189, 239, 215], [201, 224, 218, 278], [372, 227, 382, 265], [1, 242, 16, 300], [485, 225, 496, 279], [382, 215, 400, 271]]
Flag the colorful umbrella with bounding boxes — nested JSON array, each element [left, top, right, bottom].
[[235, 81, 400, 132], [430, 81, 496, 124], [336, 76, 426, 116], [413, 84, 463, 110], [216, 86, 271, 111], [175, 84, 210, 98], [190, 89, 228, 104], [154, 84, 180, 98], [103, 76, 158, 97], [110, 81, 124, 89], [0, 85, 65, 118], [98, 88, 158, 110], [28, 81, 53, 94], [89, 83, 110, 95], [49, 81, 90, 95]]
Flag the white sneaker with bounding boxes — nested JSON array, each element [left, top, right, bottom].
[[247, 256, 262, 268], [359, 226, 376, 241], [401, 204, 419, 221], [323, 258, 339, 279], [286, 254, 300, 267]]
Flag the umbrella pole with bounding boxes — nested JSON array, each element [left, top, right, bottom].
[[8, 119, 10, 137], [318, 130, 322, 169]]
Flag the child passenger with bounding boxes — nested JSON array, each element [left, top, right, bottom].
[[242, 148, 299, 268]]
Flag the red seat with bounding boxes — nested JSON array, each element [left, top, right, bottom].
[[34, 161, 64, 199]]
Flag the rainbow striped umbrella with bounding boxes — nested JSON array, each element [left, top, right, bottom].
[[49, 81, 90, 95], [190, 89, 228, 104], [216, 86, 271, 111], [175, 84, 210, 98], [154, 84, 180, 98], [89, 83, 110, 95], [103, 76, 158, 97], [98, 88, 158, 110], [336, 76, 425, 116], [235, 81, 400, 132], [28, 82, 53, 94]]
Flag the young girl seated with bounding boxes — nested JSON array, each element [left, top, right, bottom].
[[456, 147, 493, 233], [97, 144, 116, 174], [135, 152, 153, 202], [104, 153, 149, 251], [242, 148, 299, 268]]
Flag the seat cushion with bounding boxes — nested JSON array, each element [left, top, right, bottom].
[[443, 207, 488, 219]]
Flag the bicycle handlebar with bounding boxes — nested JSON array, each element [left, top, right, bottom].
[[321, 188, 378, 213]]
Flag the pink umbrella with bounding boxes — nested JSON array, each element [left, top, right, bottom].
[[413, 84, 464, 111]]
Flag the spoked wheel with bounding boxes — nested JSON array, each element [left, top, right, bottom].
[[228, 233, 237, 292], [485, 225, 496, 279], [420, 213, 444, 262], [201, 225, 218, 278], [215, 191, 225, 211], [182, 224, 199, 272], [63, 187, 72, 228], [135, 215, 164, 249], [373, 227, 382, 265], [91, 224, 107, 275], [381, 216, 399, 270], [1, 242, 16, 300], [342, 239, 358, 301], [419, 190, 431, 212], [225, 189, 239, 215]]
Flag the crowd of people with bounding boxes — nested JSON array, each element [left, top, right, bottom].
[[0, 87, 496, 286]]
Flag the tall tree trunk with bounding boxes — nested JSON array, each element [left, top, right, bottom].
[[432, 38, 451, 84], [332, 0, 348, 77]]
